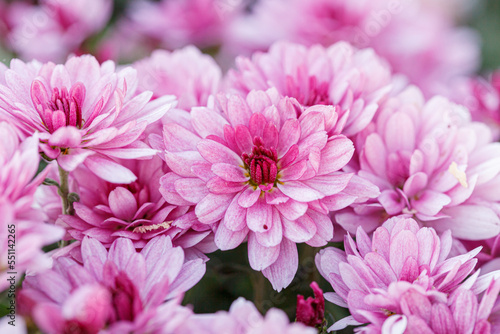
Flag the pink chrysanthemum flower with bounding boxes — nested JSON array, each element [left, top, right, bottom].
[[184, 297, 316, 334], [36, 157, 215, 254], [0, 55, 175, 183], [6, 0, 112, 62], [160, 88, 378, 290], [0, 122, 64, 290], [134, 46, 221, 110], [296, 282, 325, 328], [315, 216, 500, 331], [226, 41, 392, 137], [345, 280, 500, 333], [336, 86, 500, 239], [19, 236, 206, 334], [228, 0, 479, 98]]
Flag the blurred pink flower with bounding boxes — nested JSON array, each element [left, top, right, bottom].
[[296, 282, 325, 328], [228, 0, 479, 98], [185, 297, 316, 334], [226, 41, 392, 137], [0, 122, 64, 291], [6, 0, 112, 62], [36, 157, 216, 254], [19, 236, 206, 334], [126, 0, 241, 51], [160, 89, 377, 290], [0, 55, 176, 183], [336, 86, 500, 240], [316, 216, 500, 331], [134, 46, 222, 110]]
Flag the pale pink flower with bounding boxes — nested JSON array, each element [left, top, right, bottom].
[[7, 0, 112, 62], [184, 297, 316, 334], [19, 236, 206, 334], [316, 216, 500, 331], [0, 55, 176, 184], [225, 41, 392, 137], [134, 46, 222, 110], [36, 157, 216, 254], [160, 89, 377, 290], [349, 280, 500, 333], [336, 86, 500, 240], [0, 122, 64, 291], [227, 0, 479, 98]]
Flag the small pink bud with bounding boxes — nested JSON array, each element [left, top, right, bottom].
[[296, 281, 325, 327]]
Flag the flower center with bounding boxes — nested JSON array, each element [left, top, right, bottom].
[[31, 80, 86, 133], [242, 137, 278, 187]]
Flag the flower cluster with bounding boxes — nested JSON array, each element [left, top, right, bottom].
[[1, 1, 500, 333]]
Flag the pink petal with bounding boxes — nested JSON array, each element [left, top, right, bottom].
[[191, 107, 228, 139], [234, 124, 253, 154], [174, 177, 209, 203], [275, 199, 308, 221], [108, 187, 138, 221], [255, 208, 283, 247], [238, 187, 261, 208], [389, 230, 419, 279], [278, 180, 324, 202], [412, 190, 451, 217], [303, 173, 352, 196], [48, 126, 82, 148], [212, 163, 248, 182], [247, 198, 273, 233], [436, 205, 500, 240], [282, 214, 317, 243], [215, 223, 249, 250], [84, 155, 137, 184], [384, 112, 416, 152], [277, 119, 300, 157], [247, 233, 280, 270], [224, 193, 248, 231], [318, 135, 354, 175], [197, 139, 243, 165], [57, 148, 94, 172], [262, 238, 298, 292], [207, 177, 246, 194], [403, 172, 428, 198], [195, 193, 234, 224]]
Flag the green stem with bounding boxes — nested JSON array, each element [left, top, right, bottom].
[[57, 165, 70, 248], [251, 271, 267, 314]]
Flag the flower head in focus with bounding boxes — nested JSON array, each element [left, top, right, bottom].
[[160, 88, 378, 290], [0, 55, 176, 183]]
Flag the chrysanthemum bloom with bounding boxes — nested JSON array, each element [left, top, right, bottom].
[[337, 279, 500, 333], [0, 122, 64, 291], [36, 157, 215, 254], [184, 297, 316, 334], [134, 46, 221, 110], [227, 0, 479, 98], [336, 86, 500, 239], [225, 41, 392, 137], [0, 55, 175, 183], [315, 216, 500, 331], [160, 88, 378, 290], [6, 0, 112, 62], [296, 282, 325, 327], [18, 236, 206, 334]]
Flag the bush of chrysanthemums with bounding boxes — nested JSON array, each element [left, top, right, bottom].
[[2, 0, 500, 333]]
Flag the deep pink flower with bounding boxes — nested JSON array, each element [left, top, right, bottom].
[[160, 89, 378, 290], [226, 41, 392, 137], [296, 282, 325, 327], [228, 0, 479, 98], [0, 122, 64, 291], [36, 157, 215, 254], [316, 216, 500, 331], [184, 297, 316, 334], [6, 0, 112, 62], [134, 46, 222, 110], [336, 86, 500, 239], [0, 55, 176, 183], [19, 236, 206, 334]]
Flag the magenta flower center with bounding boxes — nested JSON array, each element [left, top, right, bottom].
[[31, 80, 86, 133], [242, 137, 278, 187]]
